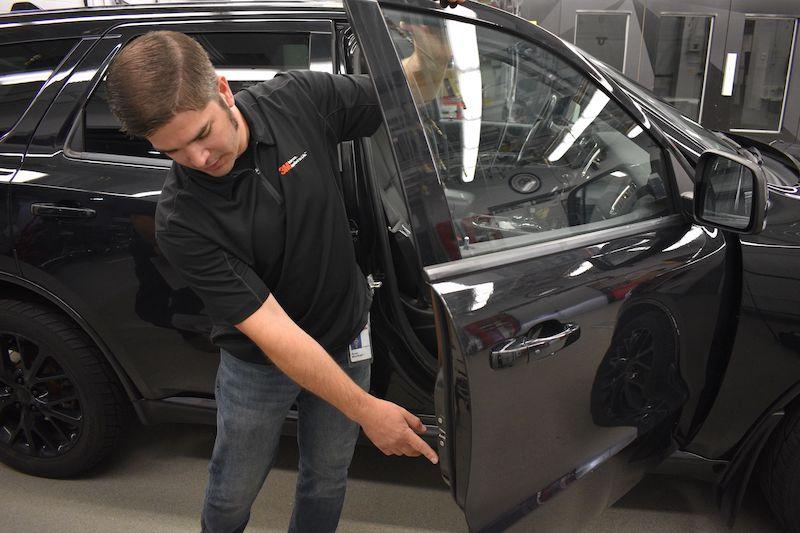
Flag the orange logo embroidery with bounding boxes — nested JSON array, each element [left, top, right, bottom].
[[278, 152, 308, 175]]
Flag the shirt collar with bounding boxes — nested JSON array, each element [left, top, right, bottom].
[[235, 89, 276, 146], [177, 89, 275, 199]]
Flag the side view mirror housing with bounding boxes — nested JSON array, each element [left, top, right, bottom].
[[692, 149, 768, 234]]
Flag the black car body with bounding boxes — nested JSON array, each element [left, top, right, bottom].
[[1, 1, 799, 531]]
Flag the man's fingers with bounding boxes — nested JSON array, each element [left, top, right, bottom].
[[408, 430, 439, 464], [402, 409, 426, 433]]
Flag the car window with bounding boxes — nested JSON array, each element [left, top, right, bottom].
[[590, 58, 741, 157], [384, 10, 673, 258], [81, 32, 310, 159], [0, 38, 77, 138]]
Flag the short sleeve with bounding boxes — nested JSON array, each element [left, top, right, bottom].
[[156, 229, 269, 326], [282, 71, 382, 144]]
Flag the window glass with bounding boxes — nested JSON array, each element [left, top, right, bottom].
[[0, 39, 77, 137], [575, 13, 629, 72], [592, 59, 740, 156], [732, 18, 796, 131], [384, 9, 672, 258], [82, 32, 310, 159], [652, 15, 712, 121]]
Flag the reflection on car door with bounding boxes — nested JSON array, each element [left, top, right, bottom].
[[346, 0, 731, 530]]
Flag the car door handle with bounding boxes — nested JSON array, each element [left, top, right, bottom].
[[490, 322, 580, 369], [31, 203, 96, 219]]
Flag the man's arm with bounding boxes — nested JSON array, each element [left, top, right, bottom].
[[236, 294, 438, 463]]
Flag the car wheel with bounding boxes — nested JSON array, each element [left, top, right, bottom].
[[760, 405, 800, 532], [0, 299, 125, 478]]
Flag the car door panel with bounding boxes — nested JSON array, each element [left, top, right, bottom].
[[346, 0, 729, 529], [430, 220, 725, 531]]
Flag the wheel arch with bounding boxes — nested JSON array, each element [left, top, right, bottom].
[[716, 381, 800, 525], [0, 271, 145, 413]]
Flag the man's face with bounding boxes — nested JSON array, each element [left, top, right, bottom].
[[147, 76, 245, 177]]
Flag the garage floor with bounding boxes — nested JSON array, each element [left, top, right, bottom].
[[0, 422, 785, 532]]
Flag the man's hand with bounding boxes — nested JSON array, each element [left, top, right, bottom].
[[355, 396, 439, 464], [237, 295, 438, 464]]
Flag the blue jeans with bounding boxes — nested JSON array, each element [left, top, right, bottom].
[[201, 351, 371, 533]]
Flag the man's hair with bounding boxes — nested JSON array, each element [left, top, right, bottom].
[[105, 31, 218, 137]]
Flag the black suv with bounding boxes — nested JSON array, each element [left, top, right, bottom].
[[1, 1, 799, 531]]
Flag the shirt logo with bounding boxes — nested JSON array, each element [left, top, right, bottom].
[[278, 151, 308, 175]]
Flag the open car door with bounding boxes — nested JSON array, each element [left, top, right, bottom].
[[345, 0, 730, 530]]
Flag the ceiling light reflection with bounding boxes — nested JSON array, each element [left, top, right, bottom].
[[446, 19, 481, 183], [547, 90, 610, 163]]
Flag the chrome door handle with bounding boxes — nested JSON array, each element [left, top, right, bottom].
[[31, 203, 96, 219], [490, 322, 580, 369]]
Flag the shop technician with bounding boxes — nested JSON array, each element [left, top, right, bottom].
[[104, 4, 462, 533]]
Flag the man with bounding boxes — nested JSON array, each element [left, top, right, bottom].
[[104, 5, 461, 532]]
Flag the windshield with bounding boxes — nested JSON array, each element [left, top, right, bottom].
[[588, 58, 740, 156]]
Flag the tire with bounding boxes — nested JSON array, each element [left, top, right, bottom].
[[0, 299, 125, 478], [760, 405, 800, 532]]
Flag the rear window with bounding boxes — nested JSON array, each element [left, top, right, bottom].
[[0, 38, 77, 137], [82, 32, 310, 160]]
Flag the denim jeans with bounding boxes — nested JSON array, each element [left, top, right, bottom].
[[201, 350, 371, 533]]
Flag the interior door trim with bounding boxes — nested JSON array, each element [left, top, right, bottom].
[[424, 214, 685, 282]]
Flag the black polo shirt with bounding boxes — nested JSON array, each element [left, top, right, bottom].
[[155, 71, 382, 364]]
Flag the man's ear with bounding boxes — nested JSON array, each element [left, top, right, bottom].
[[217, 75, 235, 107]]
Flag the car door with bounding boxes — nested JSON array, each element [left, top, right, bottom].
[[345, 0, 732, 530]]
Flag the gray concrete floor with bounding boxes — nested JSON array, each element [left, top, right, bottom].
[[0, 422, 786, 532]]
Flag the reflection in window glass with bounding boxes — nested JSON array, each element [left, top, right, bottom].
[[733, 18, 796, 131], [652, 15, 712, 121], [700, 156, 753, 230], [575, 13, 629, 72], [0, 39, 77, 137], [384, 9, 672, 258], [83, 33, 310, 158]]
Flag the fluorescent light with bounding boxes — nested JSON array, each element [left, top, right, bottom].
[[0, 70, 52, 86], [216, 68, 279, 81], [627, 125, 643, 138], [722, 53, 737, 97], [547, 90, 610, 163], [446, 19, 482, 183]]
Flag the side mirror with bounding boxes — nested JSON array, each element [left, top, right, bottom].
[[693, 149, 768, 234]]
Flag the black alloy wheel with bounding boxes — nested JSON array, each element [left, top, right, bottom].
[[0, 332, 82, 458], [0, 299, 125, 478]]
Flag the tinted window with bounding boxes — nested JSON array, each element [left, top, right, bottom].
[[385, 10, 672, 258], [82, 32, 310, 159], [592, 59, 741, 156], [0, 39, 77, 137]]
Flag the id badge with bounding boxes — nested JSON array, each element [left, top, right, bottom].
[[347, 314, 373, 364]]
